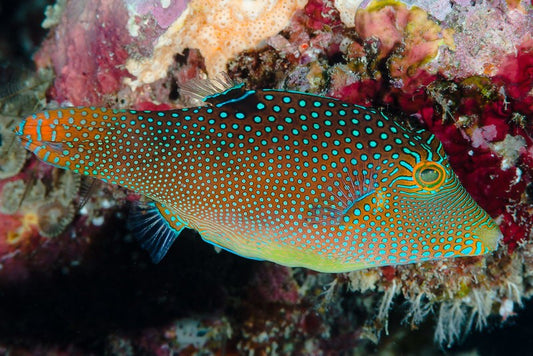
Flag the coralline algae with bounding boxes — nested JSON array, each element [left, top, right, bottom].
[[1, 0, 533, 353]]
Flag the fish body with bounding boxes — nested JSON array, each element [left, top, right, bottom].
[[16, 84, 502, 272]]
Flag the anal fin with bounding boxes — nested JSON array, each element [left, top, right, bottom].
[[128, 201, 186, 263]]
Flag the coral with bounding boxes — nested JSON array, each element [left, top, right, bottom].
[[0, 140, 26, 180], [435, 1, 533, 78], [0, 68, 55, 180], [126, 0, 190, 30], [35, 0, 134, 106], [1, 179, 33, 215], [250, 264, 300, 304], [354, 1, 454, 61], [232, 0, 533, 348], [36, 200, 75, 238], [333, 0, 365, 26], [125, 0, 308, 88]]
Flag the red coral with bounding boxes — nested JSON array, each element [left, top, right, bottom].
[[303, 0, 343, 31], [300, 311, 322, 335], [384, 70, 436, 113], [494, 39, 533, 101], [136, 102, 173, 111], [330, 79, 383, 107], [478, 102, 511, 143], [381, 266, 396, 282], [35, 0, 134, 106], [500, 208, 531, 252], [250, 265, 299, 304]]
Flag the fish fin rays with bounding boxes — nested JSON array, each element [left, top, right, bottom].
[[306, 190, 377, 227], [306, 167, 380, 227], [128, 201, 186, 263], [77, 176, 98, 210], [179, 72, 259, 109], [179, 72, 235, 104]]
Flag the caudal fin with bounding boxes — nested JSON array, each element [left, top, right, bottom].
[[15, 107, 129, 172]]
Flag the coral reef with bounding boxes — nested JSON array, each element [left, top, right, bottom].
[[125, 0, 309, 88], [35, 0, 134, 106], [2, 0, 533, 353]]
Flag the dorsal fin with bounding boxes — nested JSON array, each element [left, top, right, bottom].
[[179, 72, 256, 108], [128, 201, 186, 263]]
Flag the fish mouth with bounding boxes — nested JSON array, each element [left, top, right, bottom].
[[475, 223, 503, 253]]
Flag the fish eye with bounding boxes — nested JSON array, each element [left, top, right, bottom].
[[413, 161, 446, 190], [420, 168, 439, 183]]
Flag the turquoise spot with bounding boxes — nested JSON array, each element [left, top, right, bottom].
[[461, 246, 473, 254]]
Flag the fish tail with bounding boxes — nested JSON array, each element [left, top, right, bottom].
[[15, 107, 120, 170]]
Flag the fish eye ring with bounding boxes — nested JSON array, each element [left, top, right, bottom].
[[412, 161, 445, 190]]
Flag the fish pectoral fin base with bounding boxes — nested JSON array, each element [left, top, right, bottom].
[[128, 201, 186, 263], [306, 188, 377, 227]]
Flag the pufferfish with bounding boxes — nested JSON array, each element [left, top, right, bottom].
[[15, 76, 502, 272]]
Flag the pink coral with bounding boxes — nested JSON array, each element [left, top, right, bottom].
[[129, 0, 190, 28], [251, 264, 300, 304], [303, 0, 343, 30], [35, 0, 134, 106], [436, 2, 533, 78]]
